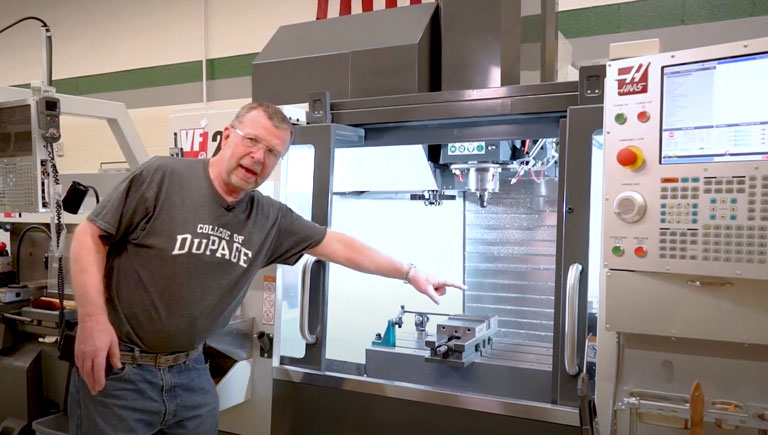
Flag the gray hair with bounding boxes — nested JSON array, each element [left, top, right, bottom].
[[230, 101, 294, 141]]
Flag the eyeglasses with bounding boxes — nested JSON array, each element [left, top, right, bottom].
[[232, 127, 285, 162]]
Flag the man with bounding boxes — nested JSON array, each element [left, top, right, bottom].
[[68, 101, 464, 434]]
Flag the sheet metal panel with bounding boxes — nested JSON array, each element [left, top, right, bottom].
[[465, 178, 559, 346]]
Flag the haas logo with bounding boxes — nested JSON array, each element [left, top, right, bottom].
[[616, 62, 650, 96]]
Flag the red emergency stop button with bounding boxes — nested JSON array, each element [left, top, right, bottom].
[[617, 146, 644, 170], [634, 246, 647, 258], [637, 111, 651, 123]]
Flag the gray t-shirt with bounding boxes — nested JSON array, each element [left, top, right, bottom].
[[86, 156, 326, 353]]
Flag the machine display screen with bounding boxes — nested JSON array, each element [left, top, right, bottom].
[[0, 104, 33, 159], [660, 52, 768, 164]]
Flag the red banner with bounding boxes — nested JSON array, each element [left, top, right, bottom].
[[316, 0, 329, 20]]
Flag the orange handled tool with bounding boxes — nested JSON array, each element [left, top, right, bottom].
[[689, 381, 705, 435]]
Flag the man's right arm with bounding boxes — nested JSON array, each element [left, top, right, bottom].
[[70, 219, 122, 395]]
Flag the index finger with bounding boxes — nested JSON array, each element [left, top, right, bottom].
[[92, 355, 107, 394], [435, 280, 467, 291]]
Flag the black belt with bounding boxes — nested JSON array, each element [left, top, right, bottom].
[[119, 346, 202, 369]]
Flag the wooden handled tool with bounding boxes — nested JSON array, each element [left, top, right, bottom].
[[689, 380, 705, 435]]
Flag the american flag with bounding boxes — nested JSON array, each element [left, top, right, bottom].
[[317, 0, 438, 19]]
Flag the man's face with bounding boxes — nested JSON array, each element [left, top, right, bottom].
[[218, 109, 291, 193]]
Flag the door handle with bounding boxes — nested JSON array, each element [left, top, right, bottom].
[[299, 256, 318, 344], [564, 262, 583, 376]]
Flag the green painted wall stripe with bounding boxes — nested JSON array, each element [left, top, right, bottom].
[[756, 0, 768, 14], [684, 0, 754, 25], [619, 0, 684, 33], [12, 1, 768, 95], [207, 52, 259, 81], [559, 0, 768, 39], [559, 4, 621, 39], [35, 53, 259, 96]]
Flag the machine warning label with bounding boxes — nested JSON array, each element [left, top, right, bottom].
[[616, 62, 650, 96], [262, 276, 276, 325], [449, 142, 485, 155]]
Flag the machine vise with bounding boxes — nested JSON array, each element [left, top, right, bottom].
[[425, 314, 497, 367]]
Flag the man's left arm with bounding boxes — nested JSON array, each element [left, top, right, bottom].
[[306, 230, 465, 304]]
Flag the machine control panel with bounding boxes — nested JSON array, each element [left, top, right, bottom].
[[0, 98, 52, 213], [603, 38, 768, 279]]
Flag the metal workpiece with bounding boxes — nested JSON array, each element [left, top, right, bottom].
[[424, 314, 497, 367], [273, 365, 580, 427]]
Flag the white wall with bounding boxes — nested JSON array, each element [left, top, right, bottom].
[[55, 98, 250, 173], [0, 0, 320, 85]]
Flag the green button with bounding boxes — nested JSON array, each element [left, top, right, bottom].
[[661, 203, 667, 209], [614, 113, 627, 125], [611, 245, 625, 256], [692, 203, 698, 209], [681, 177, 689, 183], [660, 218, 667, 224], [692, 218, 698, 224], [710, 198, 717, 204], [731, 198, 738, 204], [710, 214, 717, 220], [730, 214, 737, 220], [692, 177, 700, 183], [660, 210, 667, 216]]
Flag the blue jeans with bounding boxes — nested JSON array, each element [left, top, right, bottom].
[[68, 345, 219, 435]]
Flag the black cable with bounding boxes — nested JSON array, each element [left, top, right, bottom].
[[15, 224, 52, 284], [0, 17, 53, 86], [0, 17, 49, 34], [45, 143, 66, 329], [86, 185, 100, 204]]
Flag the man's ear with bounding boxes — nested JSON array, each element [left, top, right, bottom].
[[215, 126, 233, 155]]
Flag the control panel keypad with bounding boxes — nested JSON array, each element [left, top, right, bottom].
[[658, 175, 768, 264], [661, 225, 768, 264], [658, 230, 699, 261], [659, 176, 700, 225]]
